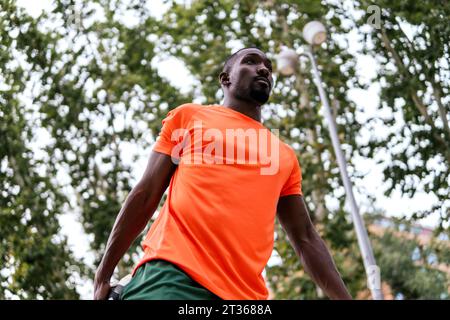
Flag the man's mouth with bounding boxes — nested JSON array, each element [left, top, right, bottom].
[[255, 76, 270, 87]]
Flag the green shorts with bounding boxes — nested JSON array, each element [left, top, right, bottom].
[[119, 259, 222, 300]]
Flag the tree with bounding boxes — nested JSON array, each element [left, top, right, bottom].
[[1, 0, 190, 297], [367, 214, 450, 299], [353, 0, 450, 230], [38, 0, 191, 276], [0, 0, 85, 298]]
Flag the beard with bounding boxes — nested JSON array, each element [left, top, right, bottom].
[[249, 85, 270, 104], [235, 82, 270, 104]]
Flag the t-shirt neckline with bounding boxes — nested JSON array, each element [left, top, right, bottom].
[[209, 104, 266, 128]]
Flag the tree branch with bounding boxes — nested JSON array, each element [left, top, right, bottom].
[[379, 25, 450, 163]]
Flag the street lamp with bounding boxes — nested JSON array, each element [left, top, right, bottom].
[[276, 21, 384, 300]]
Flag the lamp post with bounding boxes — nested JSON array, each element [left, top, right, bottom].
[[276, 21, 384, 300]]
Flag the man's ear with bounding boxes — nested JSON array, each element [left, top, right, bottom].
[[219, 71, 230, 87]]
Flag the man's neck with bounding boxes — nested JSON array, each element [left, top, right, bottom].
[[221, 97, 262, 122]]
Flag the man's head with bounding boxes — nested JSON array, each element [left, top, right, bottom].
[[219, 47, 274, 105]]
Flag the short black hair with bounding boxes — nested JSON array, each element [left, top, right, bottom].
[[222, 46, 263, 74]]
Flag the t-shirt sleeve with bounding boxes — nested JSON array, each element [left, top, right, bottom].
[[280, 149, 303, 197], [152, 104, 194, 159]]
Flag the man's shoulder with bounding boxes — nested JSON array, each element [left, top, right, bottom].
[[171, 103, 205, 114], [163, 103, 205, 126]]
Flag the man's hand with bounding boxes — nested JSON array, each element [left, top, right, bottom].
[[93, 276, 111, 300]]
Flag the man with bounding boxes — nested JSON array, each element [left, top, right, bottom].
[[94, 47, 352, 300]]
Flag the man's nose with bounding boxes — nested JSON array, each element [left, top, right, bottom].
[[257, 66, 270, 78]]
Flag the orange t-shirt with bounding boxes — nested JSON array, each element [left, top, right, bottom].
[[133, 103, 302, 300]]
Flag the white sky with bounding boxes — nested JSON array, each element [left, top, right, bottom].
[[15, 0, 444, 299]]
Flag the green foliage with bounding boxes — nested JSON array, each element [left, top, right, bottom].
[[374, 232, 449, 299], [1, 0, 189, 297], [368, 215, 450, 299], [354, 0, 450, 229], [1, 0, 85, 298]]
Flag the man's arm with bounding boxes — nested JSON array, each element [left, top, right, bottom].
[[276, 194, 352, 300], [93, 151, 177, 300]]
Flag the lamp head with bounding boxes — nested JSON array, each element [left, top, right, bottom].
[[302, 21, 327, 45], [275, 48, 298, 76]]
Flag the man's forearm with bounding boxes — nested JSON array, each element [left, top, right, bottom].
[[292, 228, 351, 300], [95, 185, 158, 282]]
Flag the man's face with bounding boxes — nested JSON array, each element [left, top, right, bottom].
[[223, 48, 274, 105]]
